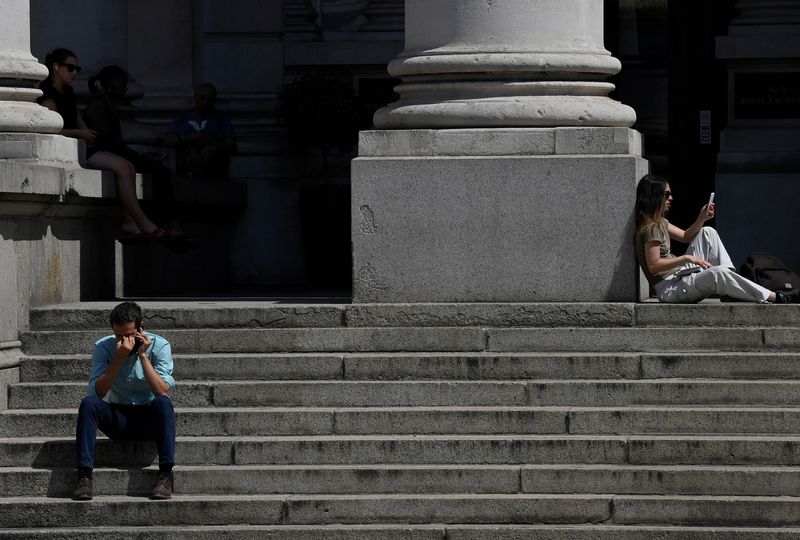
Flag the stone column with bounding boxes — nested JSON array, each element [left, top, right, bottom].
[[352, 0, 647, 302], [375, 0, 635, 128], [0, 0, 71, 160], [715, 0, 800, 271]]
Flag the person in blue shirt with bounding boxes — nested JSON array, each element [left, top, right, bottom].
[[164, 82, 236, 179], [73, 302, 176, 501]]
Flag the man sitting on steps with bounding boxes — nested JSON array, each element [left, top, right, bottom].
[[72, 301, 176, 501]]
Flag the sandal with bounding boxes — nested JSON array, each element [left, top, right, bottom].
[[143, 227, 168, 239]]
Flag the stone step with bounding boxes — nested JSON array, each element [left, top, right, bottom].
[[611, 495, 800, 526], [3, 525, 800, 540], [8, 405, 800, 437], [10, 379, 800, 409], [0, 406, 564, 437], [20, 328, 487, 355], [4, 435, 800, 468], [0, 465, 517, 498], [486, 327, 795, 352], [2, 494, 800, 528], [633, 303, 800, 328], [522, 464, 800, 496], [18, 352, 800, 383], [20, 353, 346, 382], [29, 303, 346, 330], [20, 326, 800, 355], [28, 302, 635, 330], [27, 302, 800, 330], [0, 494, 608, 527], [3, 463, 800, 498]]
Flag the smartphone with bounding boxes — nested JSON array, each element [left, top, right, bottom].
[[708, 192, 715, 205], [131, 326, 144, 356]]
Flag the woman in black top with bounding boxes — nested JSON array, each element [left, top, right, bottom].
[[38, 48, 164, 239]]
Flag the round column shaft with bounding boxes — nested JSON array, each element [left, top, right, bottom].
[[0, 0, 62, 133], [374, 0, 636, 129]]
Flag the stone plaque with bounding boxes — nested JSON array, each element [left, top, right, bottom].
[[734, 72, 800, 120]]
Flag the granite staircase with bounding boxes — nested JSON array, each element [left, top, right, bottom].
[[2, 301, 800, 538]]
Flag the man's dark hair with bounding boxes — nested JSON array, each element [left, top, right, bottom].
[[109, 302, 143, 328]]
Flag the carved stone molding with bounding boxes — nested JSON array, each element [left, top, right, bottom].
[[0, 0, 61, 133], [374, 0, 636, 128]]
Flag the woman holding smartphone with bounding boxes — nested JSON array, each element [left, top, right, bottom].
[[38, 48, 165, 239], [634, 174, 798, 303]]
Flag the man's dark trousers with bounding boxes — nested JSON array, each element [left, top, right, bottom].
[[76, 395, 176, 469]]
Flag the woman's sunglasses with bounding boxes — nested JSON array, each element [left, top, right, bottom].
[[57, 62, 82, 74], [663, 191, 672, 198]]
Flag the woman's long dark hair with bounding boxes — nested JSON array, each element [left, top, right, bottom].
[[88, 65, 127, 95], [635, 174, 668, 234], [43, 48, 77, 80]]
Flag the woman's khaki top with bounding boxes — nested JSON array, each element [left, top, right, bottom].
[[635, 218, 678, 287]]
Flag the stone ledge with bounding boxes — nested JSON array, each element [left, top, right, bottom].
[[0, 161, 245, 217], [0, 160, 141, 200], [0, 341, 22, 369], [358, 128, 642, 158], [0, 133, 79, 162]]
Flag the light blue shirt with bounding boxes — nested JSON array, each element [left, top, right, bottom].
[[88, 332, 175, 405]]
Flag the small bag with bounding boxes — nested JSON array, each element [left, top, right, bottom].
[[739, 252, 800, 292]]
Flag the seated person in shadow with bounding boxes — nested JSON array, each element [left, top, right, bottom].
[[84, 65, 186, 240], [38, 49, 163, 239], [164, 82, 236, 180]]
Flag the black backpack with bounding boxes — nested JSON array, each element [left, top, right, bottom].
[[739, 253, 800, 292]]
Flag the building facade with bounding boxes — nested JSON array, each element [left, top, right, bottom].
[[1, 0, 797, 303]]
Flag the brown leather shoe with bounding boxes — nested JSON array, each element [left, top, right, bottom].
[[150, 473, 172, 500], [72, 476, 93, 501]]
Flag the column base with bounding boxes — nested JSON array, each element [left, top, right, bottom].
[[374, 94, 637, 129], [0, 91, 62, 134], [352, 128, 648, 302], [0, 133, 78, 162]]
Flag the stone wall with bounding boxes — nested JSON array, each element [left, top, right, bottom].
[[0, 149, 123, 409]]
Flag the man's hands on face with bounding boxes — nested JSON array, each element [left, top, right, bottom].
[[115, 327, 152, 359], [116, 333, 137, 358]]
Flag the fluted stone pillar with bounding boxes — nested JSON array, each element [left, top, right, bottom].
[[352, 0, 647, 302], [0, 0, 73, 160], [715, 0, 800, 271]]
